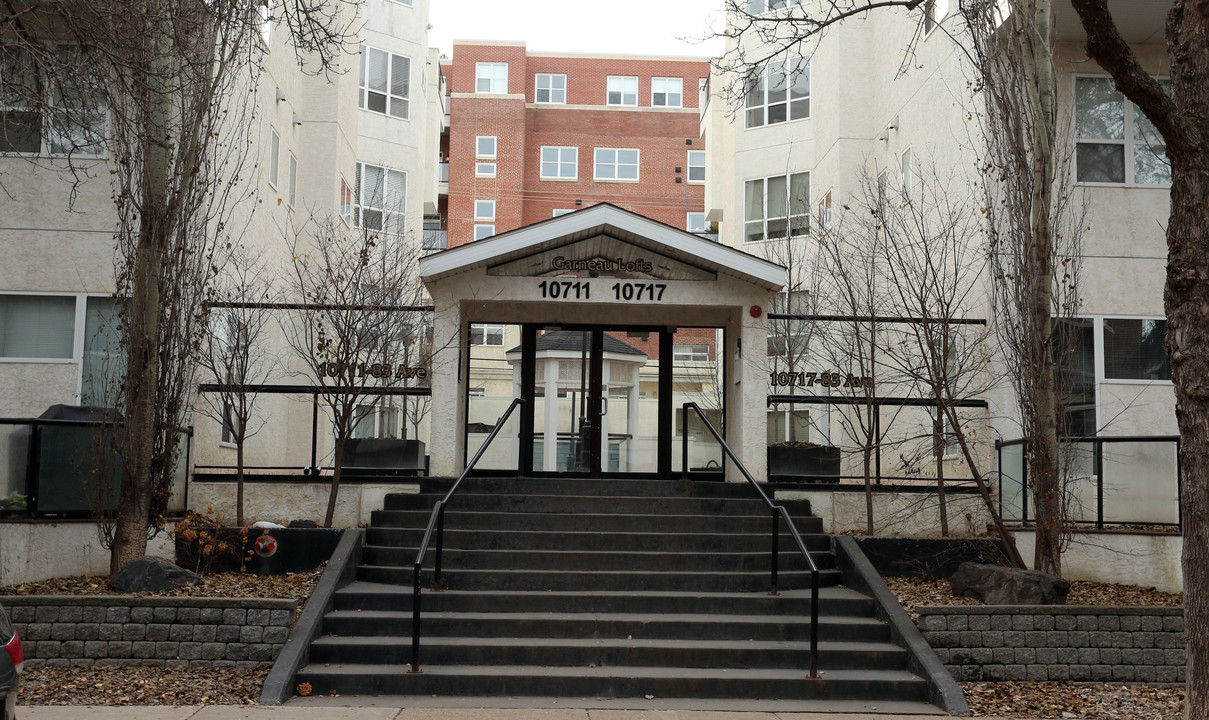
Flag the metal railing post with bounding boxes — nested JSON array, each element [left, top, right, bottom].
[[1095, 440, 1105, 530], [410, 560, 422, 673], [681, 404, 689, 479], [770, 510, 779, 595], [434, 505, 446, 590]]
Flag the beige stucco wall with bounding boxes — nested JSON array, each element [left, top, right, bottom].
[[0, 521, 174, 585]]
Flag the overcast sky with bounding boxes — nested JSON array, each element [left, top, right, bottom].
[[428, 0, 726, 58]]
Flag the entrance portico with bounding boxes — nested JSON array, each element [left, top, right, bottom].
[[419, 203, 785, 480]]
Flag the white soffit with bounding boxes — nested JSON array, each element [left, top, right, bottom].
[[420, 203, 786, 290]]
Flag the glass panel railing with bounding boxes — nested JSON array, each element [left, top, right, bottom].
[[1101, 439, 1180, 525], [998, 440, 1026, 522]]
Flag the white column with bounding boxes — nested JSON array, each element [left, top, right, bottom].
[[428, 296, 462, 477]]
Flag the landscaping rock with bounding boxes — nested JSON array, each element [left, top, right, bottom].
[[109, 557, 200, 593], [949, 562, 1070, 605]]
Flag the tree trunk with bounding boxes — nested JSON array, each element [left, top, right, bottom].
[[110, 9, 172, 577], [934, 399, 948, 537], [862, 442, 874, 535], [236, 438, 246, 527], [325, 437, 345, 528]]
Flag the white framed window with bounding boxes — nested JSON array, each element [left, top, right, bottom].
[[652, 77, 683, 107], [607, 76, 638, 106], [469, 323, 505, 346], [687, 150, 706, 183], [473, 224, 495, 241], [535, 73, 566, 104], [287, 152, 298, 208], [475, 162, 496, 178], [900, 146, 913, 199], [359, 45, 410, 119], [353, 161, 407, 235], [1075, 75, 1171, 186], [876, 169, 889, 210], [672, 344, 709, 363], [745, 57, 810, 128], [553, 209, 575, 217], [476, 62, 509, 94], [746, 0, 805, 12], [260, 0, 273, 45], [744, 172, 809, 242], [687, 212, 707, 233], [0, 294, 76, 360], [923, 0, 950, 35], [594, 147, 639, 181], [0, 45, 107, 156], [339, 176, 354, 225], [268, 127, 280, 188], [817, 189, 832, 231], [474, 199, 496, 221], [476, 135, 497, 159], [540, 146, 578, 179], [931, 408, 960, 460]]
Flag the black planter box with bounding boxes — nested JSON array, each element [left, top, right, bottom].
[[175, 527, 344, 575], [768, 444, 841, 482], [855, 536, 1011, 579]]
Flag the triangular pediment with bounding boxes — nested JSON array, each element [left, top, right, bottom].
[[420, 203, 785, 291]]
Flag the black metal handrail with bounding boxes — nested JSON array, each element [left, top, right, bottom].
[[680, 402, 820, 679], [410, 397, 525, 673]]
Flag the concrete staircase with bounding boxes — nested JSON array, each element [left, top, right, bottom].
[[294, 476, 945, 712]]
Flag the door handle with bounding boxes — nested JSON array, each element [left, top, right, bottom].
[[599, 397, 609, 416]]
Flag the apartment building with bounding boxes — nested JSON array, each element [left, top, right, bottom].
[[440, 41, 711, 247]]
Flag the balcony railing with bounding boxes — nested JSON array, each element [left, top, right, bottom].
[[438, 162, 449, 183], [423, 229, 447, 251]]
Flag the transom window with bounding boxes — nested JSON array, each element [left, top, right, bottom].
[[652, 78, 683, 107], [672, 344, 709, 362], [536, 73, 566, 104], [359, 45, 410, 119], [475, 162, 496, 177], [744, 172, 809, 242], [594, 148, 639, 181], [745, 57, 810, 128], [687, 150, 705, 183], [354, 162, 407, 235], [540, 146, 578, 179], [476, 62, 509, 94], [1075, 76, 1170, 186], [607, 76, 638, 106]]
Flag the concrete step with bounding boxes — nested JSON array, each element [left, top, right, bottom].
[[383, 492, 813, 517], [357, 565, 839, 592], [416, 477, 775, 500], [369, 510, 824, 535], [320, 610, 889, 644], [360, 546, 835, 572], [332, 584, 871, 616], [364, 527, 830, 553], [308, 635, 908, 670], [293, 663, 929, 701]]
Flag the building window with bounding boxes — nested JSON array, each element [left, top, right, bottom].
[[475, 162, 496, 177], [673, 344, 709, 363], [931, 408, 959, 459], [0, 45, 106, 156], [268, 127, 280, 188], [354, 162, 407, 235], [607, 76, 638, 106], [359, 45, 410, 119], [817, 190, 832, 231], [0, 294, 75, 359], [1103, 318, 1170, 381], [535, 73, 566, 104], [81, 296, 122, 405], [473, 224, 495, 241], [923, 0, 949, 34], [746, 0, 804, 12], [1075, 76, 1170, 185], [339, 176, 353, 225], [287, 152, 298, 208], [388, 0, 413, 5], [553, 209, 575, 217], [745, 57, 810, 128], [540, 146, 578, 179], [469, 323, 504, 346], [476, 62, 509, 94], [652, 78, 683, 107], [744, 172, 809, 242], [687, 212, 707, 233], [476, 135, 497, 159], [260, 0, 273, 45], [900, 146, 913, 199], [594, 147, 639, 181], [474, 199, 495, 221], [687, 150, 705, 183]]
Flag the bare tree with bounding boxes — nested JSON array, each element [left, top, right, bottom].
[[1065, 1, 1209, 714], [196, 248, 278, 526], [1, 0, 358, 575], [279, 214, 427, 528]]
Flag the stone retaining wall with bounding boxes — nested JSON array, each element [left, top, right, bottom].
[[919, 606, 1185, 683], [0, 596, 296, 668]]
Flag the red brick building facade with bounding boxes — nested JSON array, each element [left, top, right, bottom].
[[441, 41, 710, 248]]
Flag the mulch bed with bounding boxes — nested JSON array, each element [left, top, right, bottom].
[[887, 576, 1182, 621]]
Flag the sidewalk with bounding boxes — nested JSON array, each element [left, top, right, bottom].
[[18, 708, 1017, 720]]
